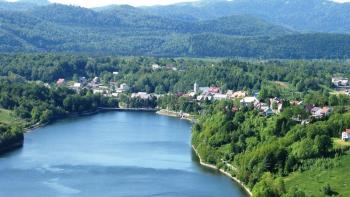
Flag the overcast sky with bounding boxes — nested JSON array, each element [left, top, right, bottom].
[[8, 0, 350, 8]]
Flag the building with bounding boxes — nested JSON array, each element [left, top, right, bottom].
[[311, 106, 332, 119], [73, 83, 81, 89], [213, 93, 227, 101], [240, 97, 259, 107], [208, 87, 220, 94], [228, 91, 247, 99], [199, 87, 209, 94], [194, 82, 199, 93], [269, 97, 283, 113], [131, 92, 151, 100], [116, 83, 130, 93], [113, 71, 119, 75], [93, 77, 100, 84], [332, 77, 349, 87], [79, 77, 87, 84], [342, 129, 350, 141], [152, 64, 161, 70], [56, 78, 65, 86]]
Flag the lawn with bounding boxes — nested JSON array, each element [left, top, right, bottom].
[[0, 108, 16, 124], [333, 138, 350, 148], [284, 151, 350, 197]]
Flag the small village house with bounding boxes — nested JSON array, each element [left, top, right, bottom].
[[152, 64, 161, 70], [332, 77, 349, 87], [56, 78, 65, 86], [310, 106, 332, 119], [342, 129, 350, 141], [131, 92, 151, 100], [227, 91, 247, 99], [240, 96, 259, 107]]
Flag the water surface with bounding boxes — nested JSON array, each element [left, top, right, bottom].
[[0, 112, 247, 197]]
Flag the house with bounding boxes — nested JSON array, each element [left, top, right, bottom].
[[73, 83, 81, 89], [79, 77, 87, 84], [342, 129, 350, 141], [152, 64, 161, 70], [263, 107, 274, 117], [332, 77, 349, 87], [56, 78, 65, 86], [116, 83, 130, 93], [199, 87, 210, 94], [208, 87, 220, 94], [270, 97, 283, 113], [228, 91, 247, 99], [93, 77, 100, 84], [93, 89, 104, 94], [213, 93, 227, 101], [240, 97, 259, 107], [131, 92, 151, 100], [311, 106, 332, 118], [113, 71, 119, 75], [290, 100, 303, 106]]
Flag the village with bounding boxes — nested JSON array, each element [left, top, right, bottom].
[[53, 71, 350, 142]]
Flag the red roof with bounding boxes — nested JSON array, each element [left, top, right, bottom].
[[346, 129, 350, 133], [208, 87, 220, 93], [56, 78, 65, 85]]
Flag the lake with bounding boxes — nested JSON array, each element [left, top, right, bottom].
[[0, 111, 247, 197]]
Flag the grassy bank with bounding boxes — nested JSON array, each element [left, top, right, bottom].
[[284, 150, 350, 197]]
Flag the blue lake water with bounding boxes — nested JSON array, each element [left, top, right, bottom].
[[0, 111, 247, 197]]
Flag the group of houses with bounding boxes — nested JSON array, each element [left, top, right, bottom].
[[192, 82, 248, 102], [332, 76, 350, 95], [56, 76, 130, 97], [240, 96, 283, 116]]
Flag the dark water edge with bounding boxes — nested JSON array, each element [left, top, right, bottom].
[[0, 111, 247, 197]]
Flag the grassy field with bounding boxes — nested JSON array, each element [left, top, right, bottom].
[[284, 151, 350, 197], [0, 108, 16, 124], [334, 138, 350, 148]]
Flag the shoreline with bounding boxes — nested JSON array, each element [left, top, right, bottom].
[[192, 145, 253, 196], [156, 109, 195, 122]]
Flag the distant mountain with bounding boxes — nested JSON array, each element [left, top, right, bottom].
[[144, 0, 350, 33], [0, 4, 349, 58], [17, 0, 50, 6]]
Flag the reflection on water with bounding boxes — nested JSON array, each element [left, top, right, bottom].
[[0, 111, 247, 197]]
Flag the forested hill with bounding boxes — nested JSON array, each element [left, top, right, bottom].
[[0, 3, 350, 58], [145, 0, 350, 34]]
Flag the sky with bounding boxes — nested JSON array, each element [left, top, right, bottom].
[[7, 0, 350, 8]]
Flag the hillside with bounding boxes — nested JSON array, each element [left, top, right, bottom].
[[0, 3, 349, 58], [145, 0, 350, 33]]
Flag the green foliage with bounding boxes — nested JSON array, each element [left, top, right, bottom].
[[0, 4, 349, 58]]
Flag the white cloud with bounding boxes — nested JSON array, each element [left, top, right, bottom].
[[47, 0, 198, 7]]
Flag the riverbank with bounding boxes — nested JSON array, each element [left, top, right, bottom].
[[156, 109, 195, 122], [192, 145, 253, 196]]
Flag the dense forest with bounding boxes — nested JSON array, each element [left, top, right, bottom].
[[0, 75, 118, 152], [192, 99, 350, 196], [1, 54, 349, 94], [0, 3, 350, 58]]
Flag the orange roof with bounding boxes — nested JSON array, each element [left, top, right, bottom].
[[346, 129, 350, 133]]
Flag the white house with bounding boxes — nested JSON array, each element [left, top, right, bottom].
[[240, 97, 259, 107], [342, 129, 350, 141], [116, 83, 130, 93], [152, 64, 161, 70], [131, 92, 151, 100], [213, 93, 227, 101], [332, 77, 349, 87]]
